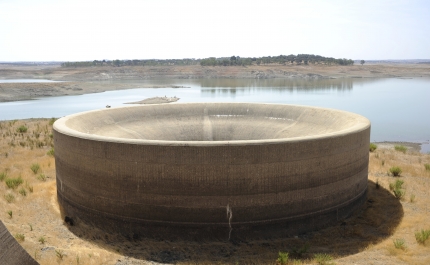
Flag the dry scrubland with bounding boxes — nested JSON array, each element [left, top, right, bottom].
[[1, 119, 430, 265]]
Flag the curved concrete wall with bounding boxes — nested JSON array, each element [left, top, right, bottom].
[[0, 221, 39, 265], [54, 103, 370, 235]]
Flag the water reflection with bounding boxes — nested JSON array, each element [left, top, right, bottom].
[[199, 78, 355, 90], [199, 78, 385, 96], [99, 77, 381, 91]]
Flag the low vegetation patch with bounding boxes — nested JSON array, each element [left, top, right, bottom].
[[4, 193, 15, 203], [394, 145, 407, 153], [389, 179, 405, 200], [16, 125, 28, 133], [15, 233, 25, 242], [0, 172, 6, 181], [314, 253, 335, 265], [49, 118, 57, 125], [55, 249, 66, 260], [30, 163, 40, 174], [277, 251, 289, 264], [369, 143, 377, 152], [37, 173, 47, 181], [5, 176, 23, 189], [47, 147, 55, 156], [19, 187, 27, 196], [425, 163, 430, 171], [415, 229, 430, 245], [25, 181, 33, 192], [393, 238, 407, 250], [291, 243, 309, 258], [389, 166, 402, 177]]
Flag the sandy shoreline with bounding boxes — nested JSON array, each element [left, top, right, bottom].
[[1, 63, 430, 102]]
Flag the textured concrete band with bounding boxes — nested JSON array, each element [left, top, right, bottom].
[[0, 221, 39, 264], [54, 103, 370, 234]]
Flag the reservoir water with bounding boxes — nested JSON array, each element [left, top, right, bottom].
[[0, 78, 429, 152]]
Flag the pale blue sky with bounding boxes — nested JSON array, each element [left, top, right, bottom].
[[1, 0, 429, 61]]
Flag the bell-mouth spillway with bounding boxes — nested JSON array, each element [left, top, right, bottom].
[[53, 103, 370, 237], [56, 103, 369, 143]]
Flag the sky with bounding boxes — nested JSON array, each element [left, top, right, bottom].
[[1, 0, 429, 61]]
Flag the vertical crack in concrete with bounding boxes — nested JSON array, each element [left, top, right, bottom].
[[226, 203, 233, 241]]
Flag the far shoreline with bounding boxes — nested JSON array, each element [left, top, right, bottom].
[[1, 63, 430, 102]]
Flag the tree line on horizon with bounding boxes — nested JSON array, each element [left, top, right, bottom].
[[60, 54, 355, 68]]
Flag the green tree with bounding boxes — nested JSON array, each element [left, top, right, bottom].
[[360, 60, 365, 65]]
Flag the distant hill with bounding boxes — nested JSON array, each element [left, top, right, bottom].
[[355, 59, 430, 64], [0, 61, 62, 66]]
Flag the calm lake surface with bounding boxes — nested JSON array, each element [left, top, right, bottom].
[[1, 78, 429, 152]]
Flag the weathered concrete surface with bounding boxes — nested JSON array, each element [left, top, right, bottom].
[[0, 221, 39, 265], [54, 103, 370, 236]]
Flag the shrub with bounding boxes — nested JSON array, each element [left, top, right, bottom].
[[30, 163, 40, 174], [55, 249, 65, 260], [410, 194, 416, 203], [425, 163, 430, 171], [291, 243, 309, 258], [314, 253, 335, 265], [4, 193, 15, 203], [389, 179, 404, 191], [25, 181, 33, 193], [369, 143, 377, 152], [18, 188, 27, 196], [415, 229, 430, 245], [15, 233, 25, 242], [394, 145, 407, 153], [389, 179, 405, 199], [0, 172, 6, 181], [38, 236, 46, 244], [277, 252, 289, 265], [16, 125, 28, 133], [47, 147, 55, 156], [5, 177, 23, 189], [49, 118, 57, 125], [389, 166, 402, 177], [393, 188, 405, 199], [7, 210, 12, 218], [393, 238, 406, 250], [37, 174, 47, 182]]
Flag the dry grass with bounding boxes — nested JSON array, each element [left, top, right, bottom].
[[1, 119, 430, 264]]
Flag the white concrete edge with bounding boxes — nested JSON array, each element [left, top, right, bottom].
[[53, 103, 371, 147]]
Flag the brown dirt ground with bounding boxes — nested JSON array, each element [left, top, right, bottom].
[[1, 63, 430, 102], [1, 119, 430, 264]]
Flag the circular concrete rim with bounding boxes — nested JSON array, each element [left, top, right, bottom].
[[53, 103, 371, 146]]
